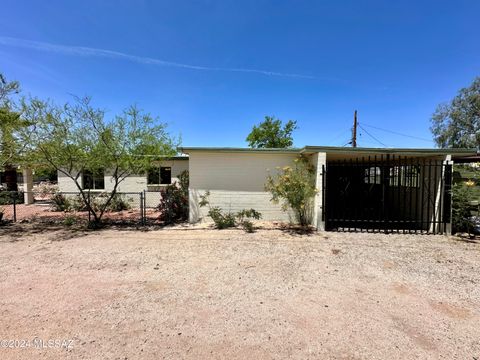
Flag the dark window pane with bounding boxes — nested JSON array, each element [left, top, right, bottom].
[[147, 168, 160, 184], [160, 167, 171, 184], [94, 177, 105, 190], [82, 169, 104, 190], [83, 170, 93, 189]]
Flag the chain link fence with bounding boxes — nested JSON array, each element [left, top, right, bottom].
[[0, 190, 165, 225]]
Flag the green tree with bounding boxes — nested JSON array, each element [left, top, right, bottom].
[[22, 96, 177, 226], [0, 73, 28, 190], [246, 116, 297, 148], [451, 183, 474, 235], [431, 77, 480, 148], [265, 155, 317, 226]]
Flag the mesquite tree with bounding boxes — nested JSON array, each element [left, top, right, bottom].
[[22, 97, 177, 226], [0, 73, 30, 190], [431, 77, 480, 149]]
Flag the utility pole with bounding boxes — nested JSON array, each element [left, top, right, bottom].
[[352, 110, 358, 147]]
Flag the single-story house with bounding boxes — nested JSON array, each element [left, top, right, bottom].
[[56, 145, 477, 234], [180, 146, 477, 234], [57, 156, 189, 207]]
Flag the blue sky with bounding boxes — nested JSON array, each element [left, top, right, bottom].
[[1, 0, 479, 148]]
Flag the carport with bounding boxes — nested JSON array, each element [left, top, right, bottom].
[[304, 147, 476, 234]]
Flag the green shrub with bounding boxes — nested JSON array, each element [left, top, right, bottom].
[[0, 191, 24, 205], [265, 155, 317, 227], [241, 220, 255, 233], [158, 170, 189, 224], [236, 209, 262, 232], [63, 215, 77, 226], [67, 192, 131, 213], [236, 209, 262, 222], [452, 184, 474, 234], [98, 193, 131, 212], [208, 207, 236, 229], [51, 193, 71, 211], [70, 195, 89, 211]]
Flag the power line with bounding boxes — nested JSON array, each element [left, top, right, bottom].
[[358, 124, 388, 147], [342, 139, 352, 147], [360, 123, 433, 143], [330, 128, 353, 143]]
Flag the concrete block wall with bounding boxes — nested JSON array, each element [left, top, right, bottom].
[[189, 189, 294, 222], [188, 151, 299, 223]]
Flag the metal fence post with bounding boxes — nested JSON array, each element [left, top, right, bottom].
[[87, 191, 91, 223], [139, 192, 144, 225], [144, 190, 147, 223], [13, 192, 17, 222]]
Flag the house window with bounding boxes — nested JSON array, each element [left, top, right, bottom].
[[82, 170, 105, 190], [364, 167, 381, 184], [147, 167, 172, 185], [390, 165, 420, 187], [404, 165, 420, 187]]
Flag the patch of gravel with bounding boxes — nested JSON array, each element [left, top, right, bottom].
[[0, 226, 479, 359]]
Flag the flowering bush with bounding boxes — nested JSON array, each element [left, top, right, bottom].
[[33, 181, 59, 197], [265, 155, 317, 227]]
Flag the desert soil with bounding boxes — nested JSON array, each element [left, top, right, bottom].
[[0, 224, 479, 359]]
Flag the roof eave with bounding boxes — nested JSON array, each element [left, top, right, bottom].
[[301, 146, 477, 156], [179, 147, 301, 154]]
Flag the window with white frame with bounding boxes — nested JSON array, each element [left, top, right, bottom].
[[82, 169, 105, 190]]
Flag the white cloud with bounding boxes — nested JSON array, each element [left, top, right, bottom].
[[0, 36, 314, 79]]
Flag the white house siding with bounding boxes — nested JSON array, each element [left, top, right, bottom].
[[58, 171, 81, 192], [311, 152, 327, 230], [57, 159, 189, 208], [188, 151, 299, 222]]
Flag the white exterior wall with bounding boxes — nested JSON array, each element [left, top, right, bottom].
[[188, 151, 298, 223], [57, 159, 189, 208], [311, 152, 327, 230], [58, 171, 82, 192]]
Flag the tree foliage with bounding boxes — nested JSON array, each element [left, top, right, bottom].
[[451, 183, 474, 235], [265, 155, 317, 226], [21, 96, 177, 225], [431, 77, 480, 148], [246, 116, 297, 148], [0, 73, 31, 190], [0, 73, 21, 165]]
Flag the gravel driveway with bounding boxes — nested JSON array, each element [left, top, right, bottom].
[[0, 225, 479, 359]]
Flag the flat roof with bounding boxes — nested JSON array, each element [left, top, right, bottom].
[[179, 147, 301, 154], [180, 146, 476, 157]]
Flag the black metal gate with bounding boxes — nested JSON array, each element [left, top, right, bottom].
[[323, 155, 452, 234]]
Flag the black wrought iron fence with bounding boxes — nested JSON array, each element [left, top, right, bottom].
[[323, 155, 453, 234]]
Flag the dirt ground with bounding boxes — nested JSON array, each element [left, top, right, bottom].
[[1, 203, 159, 223], [0, 224, 479, 359]]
